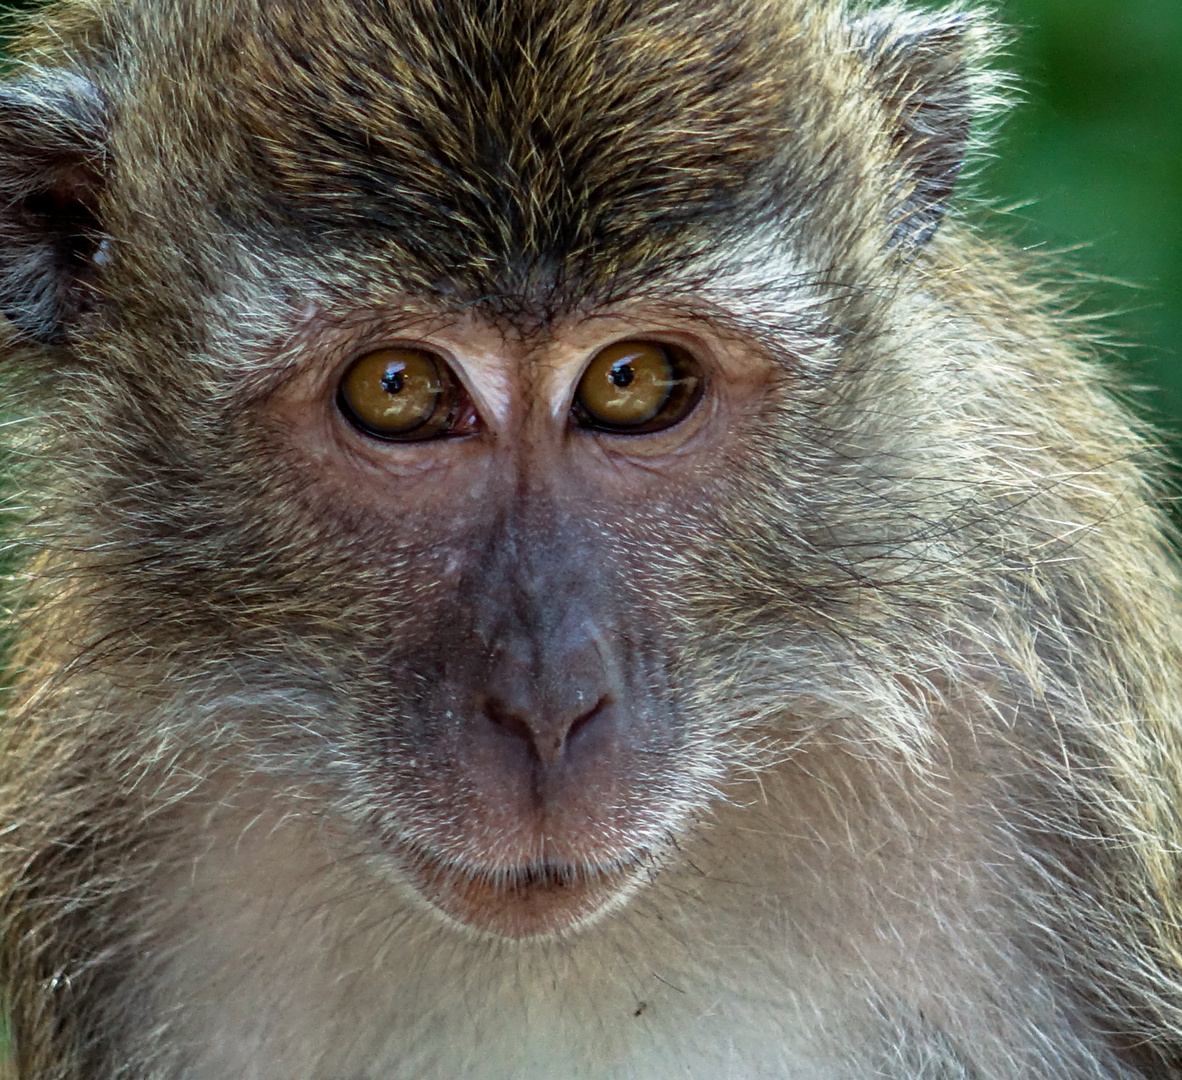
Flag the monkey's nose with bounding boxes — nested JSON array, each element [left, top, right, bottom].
[[468, 603, 622, 773], [480, 693, 610, 766]]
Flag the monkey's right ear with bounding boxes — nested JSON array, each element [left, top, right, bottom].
[[0, 71, 108, 344], [853, 10, 988, 247]]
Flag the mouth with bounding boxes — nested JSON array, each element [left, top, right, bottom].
[[402, 846, 647, 938]]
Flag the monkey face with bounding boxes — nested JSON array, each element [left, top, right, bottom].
[[18, 4, 1177, 1076], [0, 0, 993, 960], [254, 305, 777, 937]]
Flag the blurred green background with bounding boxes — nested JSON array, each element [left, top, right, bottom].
[[984, 0, 1182, 425], [3, 0, 1180, 423]]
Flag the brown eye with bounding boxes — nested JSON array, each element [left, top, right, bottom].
[[573, 341, 703, 433], [338, 348, 463, 441]]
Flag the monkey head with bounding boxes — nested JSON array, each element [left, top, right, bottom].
[[0, 0, 987, 939]]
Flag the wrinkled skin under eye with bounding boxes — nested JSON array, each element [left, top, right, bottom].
[[573, 341, 704, 433], [338, 348, 462, 440]]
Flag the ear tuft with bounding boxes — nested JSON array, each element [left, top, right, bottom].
[[853, 7, 995, 247], [0, 70, 108, 344]]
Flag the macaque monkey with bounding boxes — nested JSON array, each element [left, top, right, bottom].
[[0, 0, 1180, 1077]]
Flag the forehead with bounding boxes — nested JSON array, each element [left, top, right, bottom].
[[193, 0, 806, 310]]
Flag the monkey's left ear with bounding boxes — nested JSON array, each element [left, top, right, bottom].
[[0, 71, 108, 345], [853, 10, 988, 247]]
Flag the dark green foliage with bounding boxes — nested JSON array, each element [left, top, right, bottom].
[[986, 0, 1182, 425]]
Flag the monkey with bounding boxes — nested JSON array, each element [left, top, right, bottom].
[[0, 0, 1180, 1076]]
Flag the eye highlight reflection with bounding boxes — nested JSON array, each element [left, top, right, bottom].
[[338, 348, 467, 441], [573, 341, 703, 434]]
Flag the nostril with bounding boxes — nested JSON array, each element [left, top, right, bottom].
[[567, 694, 609, 743], [483, 699, 535, 744], [480, 694, 611, 765]]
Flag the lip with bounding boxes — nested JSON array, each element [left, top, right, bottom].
[[402, 847, 644, 938]]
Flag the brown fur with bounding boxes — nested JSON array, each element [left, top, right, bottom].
[[1, 1, 1182, 1077]]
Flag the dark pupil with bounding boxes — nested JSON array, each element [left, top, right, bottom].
[[381, 367, 405, 394], [609, 361, 634, 388]]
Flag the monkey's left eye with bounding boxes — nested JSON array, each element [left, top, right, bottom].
[[572, 341, 704, 434], [337, 348, 469, 441]]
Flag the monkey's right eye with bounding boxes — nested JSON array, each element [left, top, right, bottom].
[[337, 348, 466, 441]]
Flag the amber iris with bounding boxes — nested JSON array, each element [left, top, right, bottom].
[[573, 341, 702, 433], [338, 348, 455, 440]]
